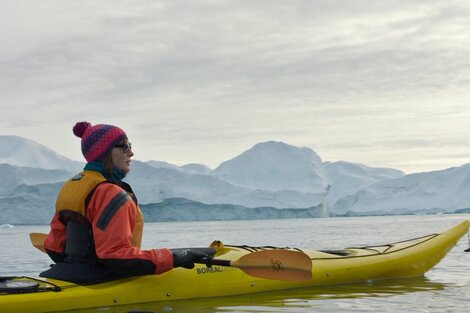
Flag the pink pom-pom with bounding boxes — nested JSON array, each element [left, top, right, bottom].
[[73, 121, 91, 138]]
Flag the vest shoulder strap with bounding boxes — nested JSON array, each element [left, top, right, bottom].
[[56, 171, 108, 216]]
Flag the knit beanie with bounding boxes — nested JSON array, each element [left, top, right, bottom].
[[73, 121, 127, 162]]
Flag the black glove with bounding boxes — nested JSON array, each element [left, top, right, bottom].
[[170, 247, 216, 269]]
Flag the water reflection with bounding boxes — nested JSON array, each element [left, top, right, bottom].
[[68, 276, 448, 313]]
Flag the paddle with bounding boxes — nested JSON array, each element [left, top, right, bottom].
[[29, 233, 312, 282], [30, 233, 47, 253], [201, 249, 312, 282]]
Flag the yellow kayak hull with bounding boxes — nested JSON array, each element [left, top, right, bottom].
[[1, 220, 468, 313]]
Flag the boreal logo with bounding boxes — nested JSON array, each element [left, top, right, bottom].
[[196, 266, 236, 275], [271, 258, 285, 272]]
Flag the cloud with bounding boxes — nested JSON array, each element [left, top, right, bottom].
[[1, 0, 470, 173]]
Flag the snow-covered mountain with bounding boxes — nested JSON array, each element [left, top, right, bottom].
[[333, 164, 470, 215], [0, 135, 83, 172], [126, 161, 324, 209], [324, 161, 405, 202], [146, 160, 181, 171], [0, 182, 62, 224], [180, 163, 212, 175], [0, 163, 72, 195], [211, 141, 329, 193], [1, 135, 468, 224], [146, 160, 212, 175]]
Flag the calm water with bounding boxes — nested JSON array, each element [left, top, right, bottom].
[[1, 214, 469, 312]]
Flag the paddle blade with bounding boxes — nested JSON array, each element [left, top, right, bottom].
[[232, 249, 312, 282], [30, 233, 48, 253]]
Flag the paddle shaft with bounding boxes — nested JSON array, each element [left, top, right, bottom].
[[199, 259, 231, 267]]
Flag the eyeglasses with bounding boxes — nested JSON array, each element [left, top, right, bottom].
[[114, 142, 132, 153]]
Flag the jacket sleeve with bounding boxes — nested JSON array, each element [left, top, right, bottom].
[[44, 212, 67, 263], [88, 183, 174, 276]]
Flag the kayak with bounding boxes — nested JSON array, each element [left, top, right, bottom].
[[0, 220, 468, 313]]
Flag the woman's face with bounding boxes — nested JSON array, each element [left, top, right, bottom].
[[111, 141, 134, 173]]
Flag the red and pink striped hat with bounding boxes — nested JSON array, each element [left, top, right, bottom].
[[73, 121, 127, 162]]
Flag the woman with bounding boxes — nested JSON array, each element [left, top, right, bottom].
[[41, 121, 212, 284]]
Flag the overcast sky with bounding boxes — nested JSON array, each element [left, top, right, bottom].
[[1, 0, 469, 173]]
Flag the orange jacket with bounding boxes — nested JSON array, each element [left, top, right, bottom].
[[44, 170, 173, 276]]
